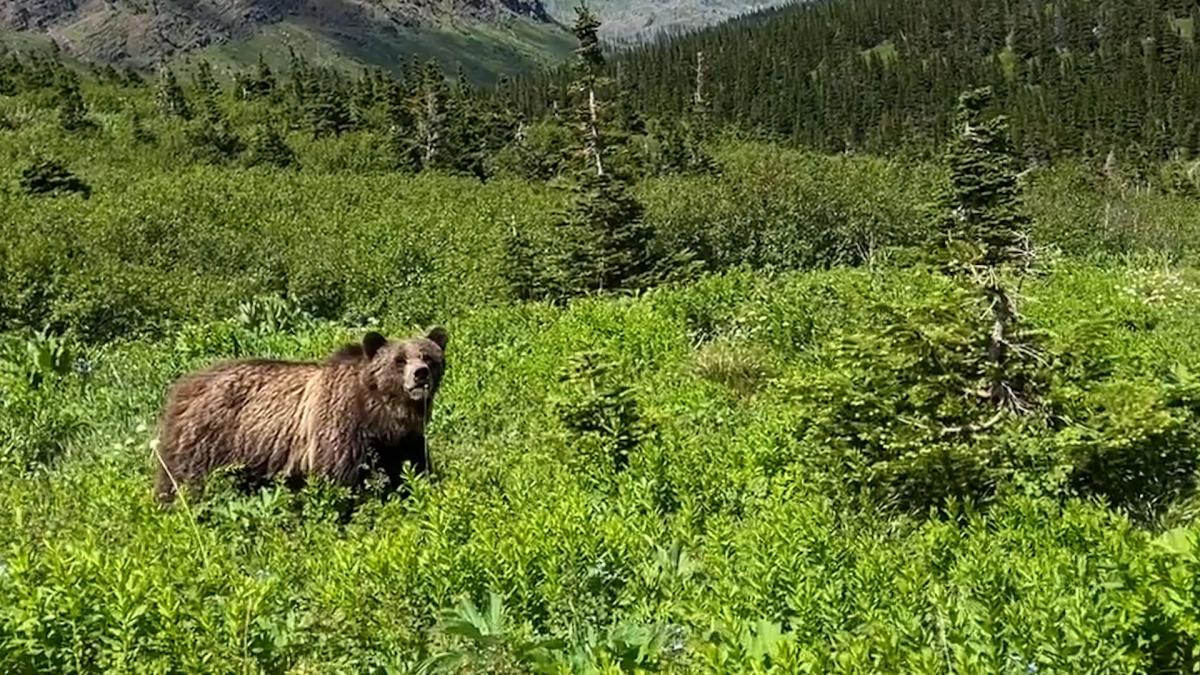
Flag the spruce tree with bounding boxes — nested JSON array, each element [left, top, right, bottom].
[[192, 60, 219, 103], [498, 0, 1200, 160], [0, 53, 15, 97], [485, 76, 521, 155], [234, 56, 275, 102], [26, 52, 57, 89], [286, 49, 312, 115], [569, 2, 609, 176], [155, 66, 192, 120], [939, 86, 1034, 412], [940, 87, 1032, 271], [552, 172, 661, 295], [655, 107, 719, 176], [306, 84, 352, 138], [245, 125, 297, 169], [500, 223, 542, 301], [681, 49, 720, 174], [387, 124, 418, 172], [349, 68, 386, 129], [184, 115, 244, 163], [516, 2, 673, 301], [385, 103, 418, 172], [444, 65, 487, 179], [122, 66, 144, 87], [191, 60, 230, 130], [180, 61, 243, 163], [129, 108, 155, 144], [409, 61, 448, 171], [56, 75, 91, 132], [246, 54, 276, 100], [382, 75, 415, 171]]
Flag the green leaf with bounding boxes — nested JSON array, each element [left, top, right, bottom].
[[1154, 528, 1197, 561]]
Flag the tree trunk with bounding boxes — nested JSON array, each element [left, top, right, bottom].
[[986, 280, 1017, 409], [422, 88, 439, 167], [588, 87, 604, 176]]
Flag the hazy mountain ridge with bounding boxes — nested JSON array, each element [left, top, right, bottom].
[[542, 0, 796, 43]]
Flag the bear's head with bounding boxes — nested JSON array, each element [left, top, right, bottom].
[[358, 326, 449, 407]]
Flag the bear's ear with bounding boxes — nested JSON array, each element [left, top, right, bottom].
[[362, 332, 388, 359], [425, 325, 449, 351]]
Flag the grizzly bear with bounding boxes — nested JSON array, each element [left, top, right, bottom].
[[153, 326, 448, 505]]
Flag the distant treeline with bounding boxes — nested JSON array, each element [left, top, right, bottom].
[[504, 0, 1200, 163]]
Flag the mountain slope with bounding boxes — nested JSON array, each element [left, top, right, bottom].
[[0, 0, 805, 80], [0, 0, 573, 80]]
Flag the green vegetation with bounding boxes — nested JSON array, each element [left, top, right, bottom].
[[6, 255, 1200, 670], [9, 5, 1200, 672]]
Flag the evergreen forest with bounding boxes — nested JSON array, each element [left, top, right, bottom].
[[510, 0, 1200, 166]]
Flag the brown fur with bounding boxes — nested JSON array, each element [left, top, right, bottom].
[[153, 326, 449, 504]]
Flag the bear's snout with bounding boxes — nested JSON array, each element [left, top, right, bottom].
[[404, 362, 435, 399]]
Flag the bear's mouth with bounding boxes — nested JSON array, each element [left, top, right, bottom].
[[405, 383, 433, 400]]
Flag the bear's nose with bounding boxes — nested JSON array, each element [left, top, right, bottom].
[[413, 365, 430, 383]]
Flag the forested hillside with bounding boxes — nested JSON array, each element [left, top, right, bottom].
[[509, 0, 1200, 164]]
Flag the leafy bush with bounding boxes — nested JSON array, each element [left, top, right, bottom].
[[0, 327, 79, 390], [1064, 372, 1200, 521], [691, 339, 774, 399], [0, 329, 91, 471], [788, 276, 1009, 508], [491, 120, 573, 180], [644, 145, 940, 271], [235, 294, 311, 336], [427, 591, 565, 673]]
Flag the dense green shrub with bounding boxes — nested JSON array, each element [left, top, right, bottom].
[[643, 144, 941, 270], [183, 115, 245, 165], [1064, 373, 1200, 521], [0, 329, 91, 471], [7, 65, 1200, 670], [0, 170, 557, 340], [490, 120, 573, 180], [7, 120, 1200, 345], [7, 36, 1200, 674]]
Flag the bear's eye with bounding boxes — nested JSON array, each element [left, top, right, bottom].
[[394, 355, 406, 366]]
